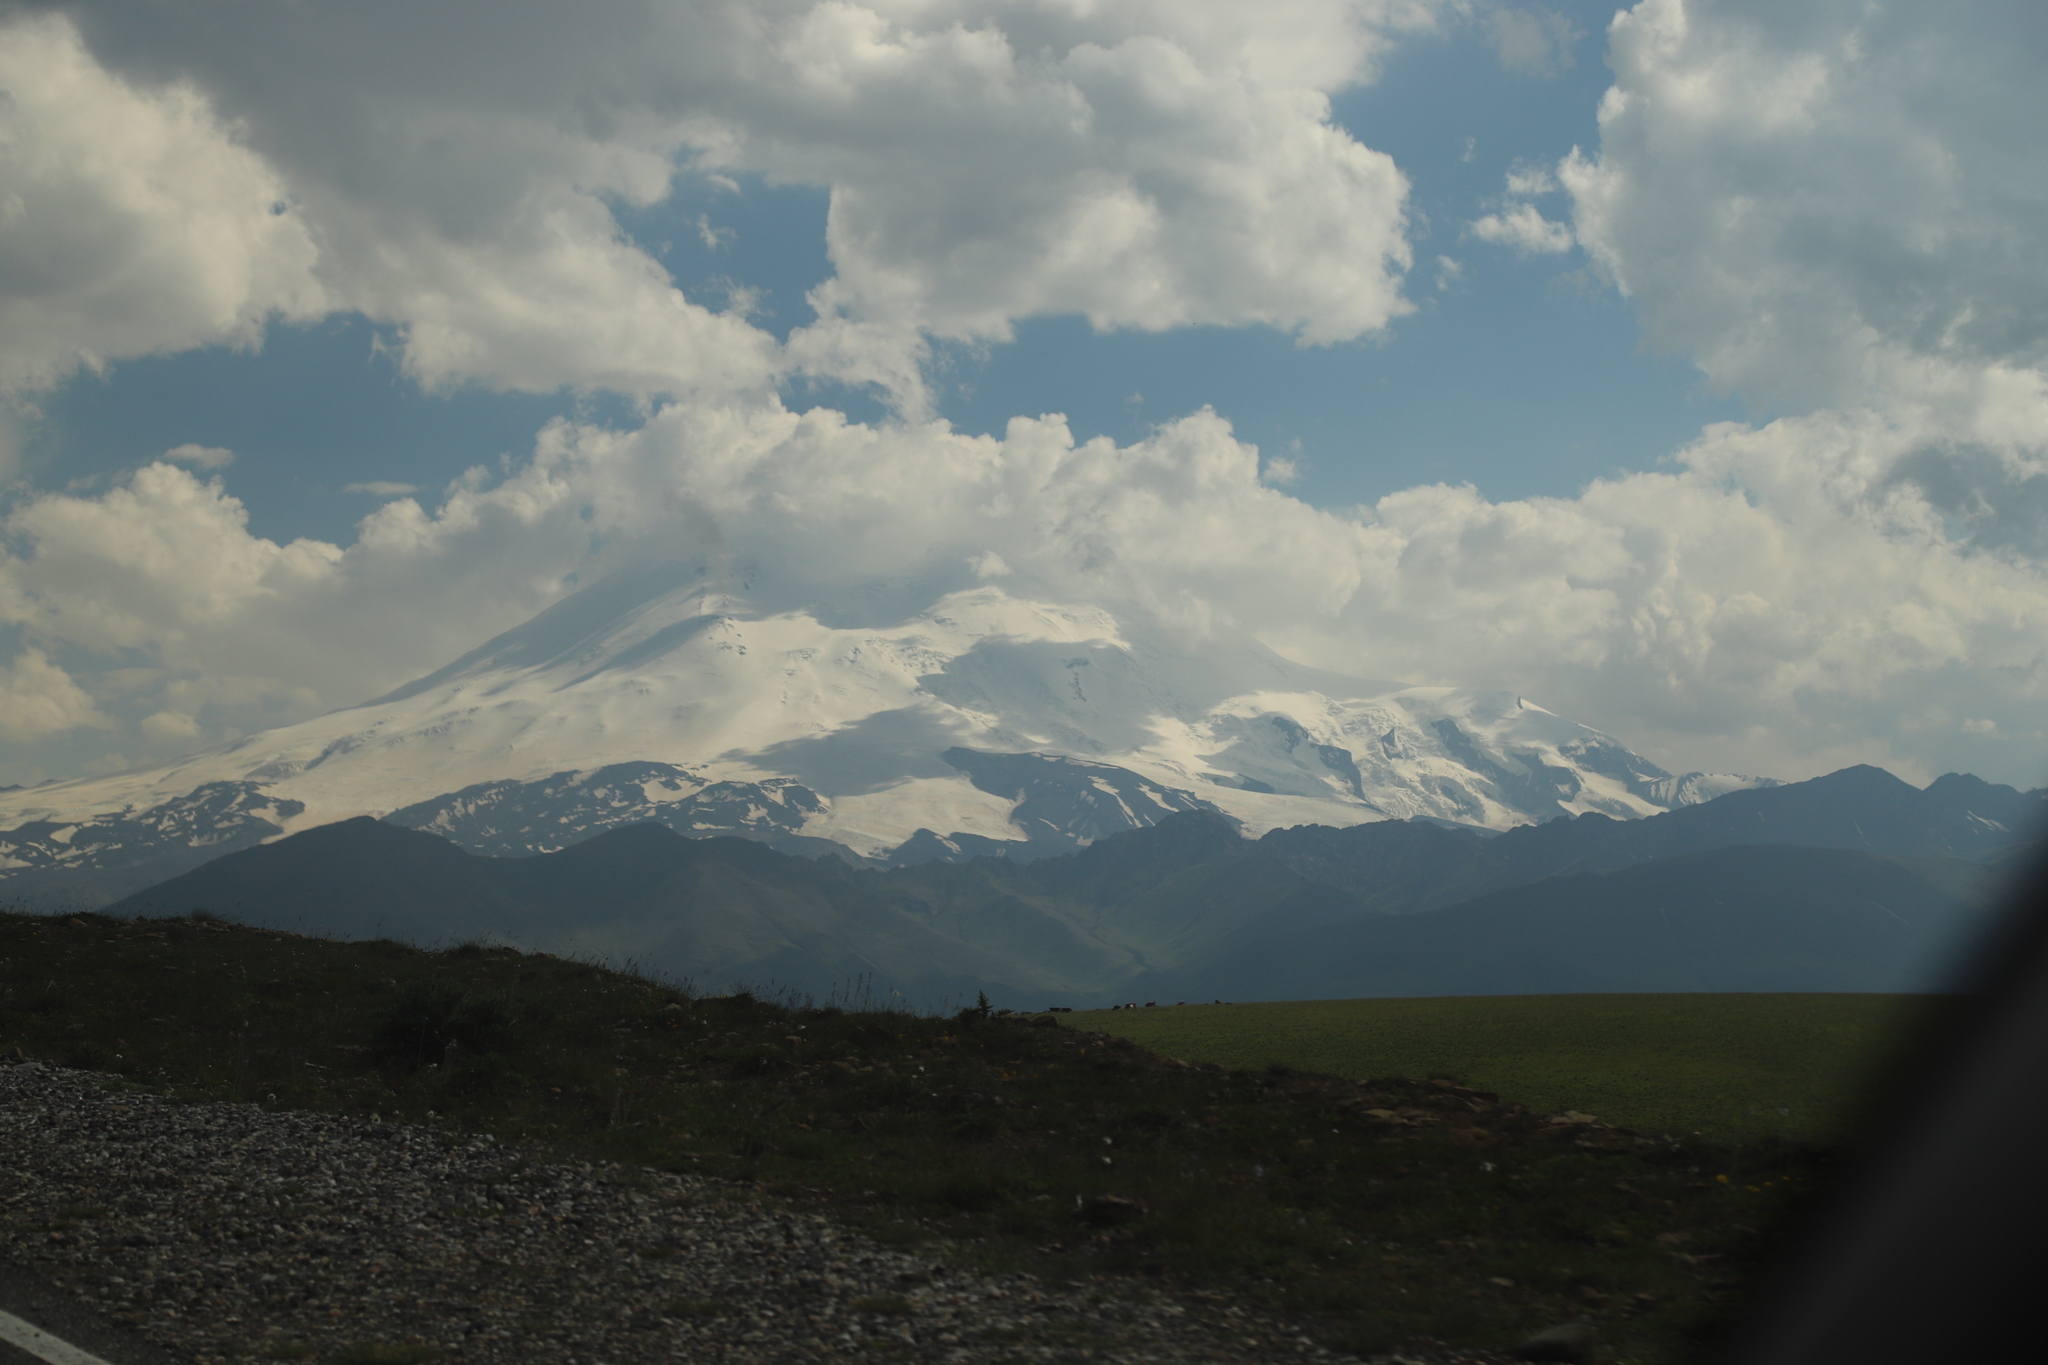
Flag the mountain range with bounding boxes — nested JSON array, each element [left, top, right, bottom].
[[9, 561, 2042, 1006], [108, 764, 2042, 1007], [1, 565, 1782, 908]]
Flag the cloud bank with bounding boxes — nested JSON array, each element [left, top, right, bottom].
[[0, 0, 2045, 791], [1562, 0, 2048, 417], [0, 12, 323, 393], [6, 1, 1435, 408], [4, 394, 2043, 784]]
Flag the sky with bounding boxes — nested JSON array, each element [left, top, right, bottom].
[[1, 0, 2045, 791]]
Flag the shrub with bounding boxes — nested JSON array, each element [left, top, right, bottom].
[[368, 988, 517, 1070]]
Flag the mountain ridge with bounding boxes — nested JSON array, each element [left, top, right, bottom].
[[1132, 844, 1984, 1002], [104, 761, 2039, 1005]]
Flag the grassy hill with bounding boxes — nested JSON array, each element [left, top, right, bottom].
[[1067, 993, 1947, 1146], [0, 909, 1935, 1364]]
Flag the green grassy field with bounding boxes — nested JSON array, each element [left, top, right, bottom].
[[1071, 993, 1949, 1145]]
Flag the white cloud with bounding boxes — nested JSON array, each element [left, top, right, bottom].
[[1, 0, 2042, 794], [1262, 455, 1303, 486], [343, 481, 420, 498], [1334, 408, 2048, 782], [0, 453, 603, 758], [1473, 159, 1573, 254], [4, 394, 2044, 784], [138, 708, 201, 742], [1487, 6, 1577, 77], [1561, 0, 2048, 415], [749, 4, 1424, 357], [164, 443, 233, 469], [1471, 202, 1574, 253], [0, 462, 337, 654], [14, 2, 1446, 410], [1547, 0, 2048, 720], [0, 647, 111, 741], [695, 215, 734, 251], [0, 13, 324, 393]]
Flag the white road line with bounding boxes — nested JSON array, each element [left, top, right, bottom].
[[0, 1310, 114, 1365]]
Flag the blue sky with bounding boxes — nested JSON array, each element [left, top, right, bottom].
[[1, 1, 2044, 791]]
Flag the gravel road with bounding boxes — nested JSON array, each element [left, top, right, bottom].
[[0, 1059, 1521, 1365]]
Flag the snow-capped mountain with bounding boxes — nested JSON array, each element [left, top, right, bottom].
[[0, 563, 1772, 896]]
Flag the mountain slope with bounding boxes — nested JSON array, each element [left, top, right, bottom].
[[1137, 845, 1986, 1000], [106, 819, 1143, 1003], [1241, 763, 2043, 914], [0, 783, 307, 908], [1479, 765, 2042, 876]]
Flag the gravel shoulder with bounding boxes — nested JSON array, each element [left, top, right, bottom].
[[2, 1059, 1516, 1365]]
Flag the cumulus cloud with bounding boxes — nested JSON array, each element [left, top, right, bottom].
[[1562, 0, 2048, 415], [13, 1, 1443, 410], [0, 12, 324, 392], [163, 443, 233, 469], [0, 646, 111, 741], [1337, 410, 2048, 781], [1, 0, 2043, 793], [1471, 202, 1574, 254], [1487, 6, 1577, 77], [4, 393, 2045, 783], [1472, 159, 1573, 253], [754, 1, 1423, 380], [1547, 0, 2048, 691], [0, 453, 607, 756], [137, 708, 201, 743]]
